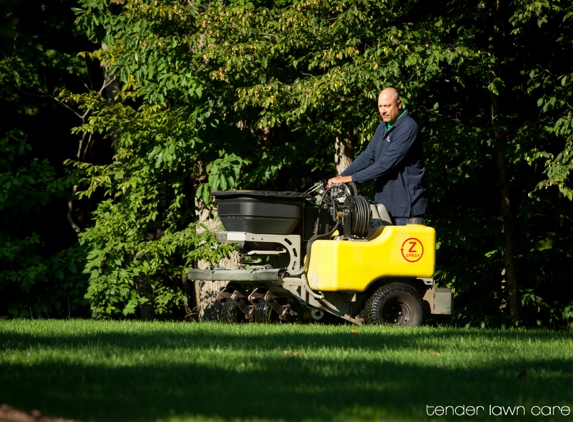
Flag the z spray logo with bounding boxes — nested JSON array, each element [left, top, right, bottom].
[[401, 238, 424, 262]]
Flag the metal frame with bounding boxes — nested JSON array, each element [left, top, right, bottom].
[[216, 232, 302, 271], [189, 232, 452, 325]]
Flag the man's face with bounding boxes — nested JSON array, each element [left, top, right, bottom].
[[378, 92, 402, 124]]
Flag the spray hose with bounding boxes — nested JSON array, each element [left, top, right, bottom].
[[285, 220, 340, 278]]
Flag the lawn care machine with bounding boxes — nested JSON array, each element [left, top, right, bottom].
[[187, 182, 452, 326]]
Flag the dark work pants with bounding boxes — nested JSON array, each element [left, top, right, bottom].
[[393, 215, 425, 226]]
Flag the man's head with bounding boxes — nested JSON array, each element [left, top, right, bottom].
[[378, 87, 403, 125]]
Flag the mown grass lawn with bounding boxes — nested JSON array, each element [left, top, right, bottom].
[[0, 320, 572, 422]]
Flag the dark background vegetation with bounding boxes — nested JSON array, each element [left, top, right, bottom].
[[1, 0, 572, 328]]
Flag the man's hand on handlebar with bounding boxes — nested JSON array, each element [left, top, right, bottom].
[[326, 175, 352, 189]]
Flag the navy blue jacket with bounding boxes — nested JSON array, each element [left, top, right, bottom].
[[340, 110, 427, 217]]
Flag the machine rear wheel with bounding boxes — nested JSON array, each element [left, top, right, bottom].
[[220, 299, 247, 324], [362, 282, 424, 326], [253, 300, 279, 323]]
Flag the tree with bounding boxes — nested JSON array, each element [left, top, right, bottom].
[[0, 0, 98, 318], [66, 0, 240, 319], [70, 0, 573, 326]]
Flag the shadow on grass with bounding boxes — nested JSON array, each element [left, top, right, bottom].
[[1, 325, 572, 422]]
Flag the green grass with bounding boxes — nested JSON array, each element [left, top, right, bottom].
[[1, 320, 572, 422]]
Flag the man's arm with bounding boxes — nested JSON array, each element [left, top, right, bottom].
[[327, 124, 385, 187], [350, 123, 419, 184], [326, 174, 352, 188], [340, 124, 385, 177]]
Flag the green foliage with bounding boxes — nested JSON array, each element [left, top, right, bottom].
[[0, 129, 86, 318], [73, 200, 235, 320], [521, 0, 573, 201], [81, 203, 234, 318], [63, 91, 238, 317], [61, 0, 573, 325], [0, 240, 88, 319], [197, 154, 249, 204], [0, 0, 91, 318], [66, 0, 246, 317]]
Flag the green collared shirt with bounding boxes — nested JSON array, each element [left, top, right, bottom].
[[386, 109, 408, 132]]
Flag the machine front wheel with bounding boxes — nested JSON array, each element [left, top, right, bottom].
[[220, 299, 247, 324], [362, 282, 424, 326]]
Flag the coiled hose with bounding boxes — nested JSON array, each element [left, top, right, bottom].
[[345, 195, 371, 238]]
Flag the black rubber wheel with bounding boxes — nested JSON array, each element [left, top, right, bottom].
[[220, 299, 247, 324], [253, 300, 279, 323], [361, 282, 424, 326]]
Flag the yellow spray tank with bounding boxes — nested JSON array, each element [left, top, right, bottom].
[[307, 223, 436, 292]]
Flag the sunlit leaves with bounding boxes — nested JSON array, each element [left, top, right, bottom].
[[68, 0, 573, 324]]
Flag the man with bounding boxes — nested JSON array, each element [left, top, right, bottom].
[[327, 87, 427, 225]]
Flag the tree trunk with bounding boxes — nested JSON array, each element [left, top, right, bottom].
[[194, 199, 240, 321], [135, 275, 155, 320], [65, 44, 119, 236], [491, 93, 520, 321], [489, 0, 520, 322], [334, 129, 354, 175]]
